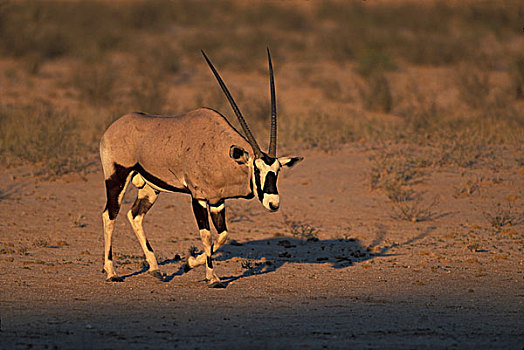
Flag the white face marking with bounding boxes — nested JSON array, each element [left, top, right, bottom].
[[198, 200, 207, 208], [253, 158, 281, 211], [254, 159, 280, 190], [262, 193, 280, 211]]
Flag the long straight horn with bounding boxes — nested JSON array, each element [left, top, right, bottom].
[[267, 48, 277, 157], [201, 50, 262, 157]]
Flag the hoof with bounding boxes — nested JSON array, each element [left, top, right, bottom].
[[208, 281, 226, 289], [106, 276, 124, 283], [183, 262, 192, 273], [149, 270, 166, 281]]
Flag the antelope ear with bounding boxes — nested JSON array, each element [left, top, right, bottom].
[[230, 145, 249, 164], [279, 156, 303, 168]]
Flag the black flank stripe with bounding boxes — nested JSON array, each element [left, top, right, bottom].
[[133, 163, 189, 194]]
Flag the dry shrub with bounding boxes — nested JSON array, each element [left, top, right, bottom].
[[72, 61, 118, 106], [509, 56, 524, 100], [484, 201, 521, 232], [455, 64, 491, 110], [135, 40, 181, 76], [358, 72, 393, 113], [356, 50, 397, 78], [129, 77, 167, 114], [392, 194, 440, 223], [354, 50, 395, 114], [382, 181, 415, 203]]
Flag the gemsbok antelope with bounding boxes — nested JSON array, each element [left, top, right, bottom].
[[100, 49, 303, 287]]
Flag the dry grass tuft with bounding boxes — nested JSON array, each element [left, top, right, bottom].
[[484, 201, 521, 232], [282, 212, 319, 241], [392, 194, 440, 223]]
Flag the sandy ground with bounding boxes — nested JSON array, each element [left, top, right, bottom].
[[0, 146, 523, 349]]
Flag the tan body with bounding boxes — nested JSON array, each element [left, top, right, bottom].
[[100, 108, 254, 204]]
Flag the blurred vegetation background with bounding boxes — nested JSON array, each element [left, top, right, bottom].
[[0, 0, 523, 175]]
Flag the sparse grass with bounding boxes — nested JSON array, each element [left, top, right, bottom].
[[455, 64, 491, 110], [71, 61, 118, 106], [129, 76, 167, 114], [17, 246, 29, 256], [510, 56, 524, 99], [367, 150, 422, 191], [393, 79, 441, 132], [356, 50, 397, 78], [0, 103, 87, 175], [484, 201, 521, 232], [0, 0, 523, 176], [453, 176, 481, 198], [282, 212, 319, 241], [32, 239, 49, 248], [358, 72, 393, 113]]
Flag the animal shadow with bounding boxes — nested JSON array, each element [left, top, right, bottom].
[[126, 228, 434, 286], [213, 236, 393, 286]]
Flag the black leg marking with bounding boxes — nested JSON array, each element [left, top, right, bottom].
[[145, 239, 154, 252], [108, 245, 113, 261], [210, 205, 227, 234], [207, 256, 213, 269], [191, 198, 210, 230], [131, 196, 154, 219], [104, 163, 132, 220]]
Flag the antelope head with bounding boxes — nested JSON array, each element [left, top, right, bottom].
[[202, 49, 303, 212]]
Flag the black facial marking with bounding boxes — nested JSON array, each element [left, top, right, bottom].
[[254, 166, 264, 201], [263, 172, 278, 195], [191, 198, 210, 230], [261, 154, 274, 165], [104, 163, 132, 220], [131, 196, 154, 218], [210, 204, 227, 234], [207, 256, 213, 269], [146, 240, 154, 252], [108, 246, 113, 261]]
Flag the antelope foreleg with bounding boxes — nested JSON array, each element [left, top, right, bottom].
[[188, 199, 224, 287], [210, 201, 229, 253]]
